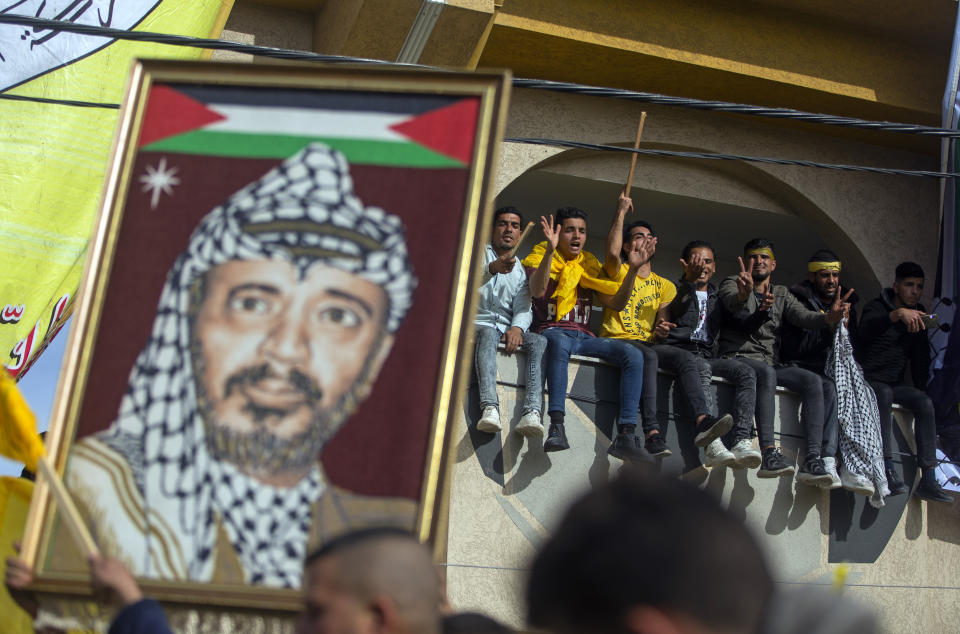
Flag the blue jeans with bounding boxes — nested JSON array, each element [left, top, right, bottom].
[[475, 325, 547, 414], [541, 328, 644, 426]]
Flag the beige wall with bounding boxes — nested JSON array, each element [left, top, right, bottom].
[[445, 353, 960, 633]]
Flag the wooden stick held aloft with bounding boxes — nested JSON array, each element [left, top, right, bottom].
[[623, 111, 647, 195], [506, 221, 536, 259], [37, 455, 100, 557]]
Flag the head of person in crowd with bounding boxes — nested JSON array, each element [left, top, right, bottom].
[[491, 206, 524, 256], [743, 238, 777, 283], [681, 240, 716, 289], [527, 470, 773, 634], [807, 249, 843, 303], [621, 220, 658, 262], [442, 612, 515, 634], [552, 206, 588, 260], [299, 528, 442, 634], [893, 261, 925, 308]]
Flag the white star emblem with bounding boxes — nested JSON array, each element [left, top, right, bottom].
[[139, 157, 181, 209]]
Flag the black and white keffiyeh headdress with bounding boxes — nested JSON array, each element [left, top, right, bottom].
[[101, 143, 416, 587]]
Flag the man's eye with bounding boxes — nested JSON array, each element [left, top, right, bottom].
[[319, 306, 361, 327], [229, 295, 272, 315]]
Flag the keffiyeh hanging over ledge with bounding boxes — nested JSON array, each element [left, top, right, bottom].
[[827, 323, 889, 508]]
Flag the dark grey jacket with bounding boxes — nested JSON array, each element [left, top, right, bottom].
[[855, 288, 929, 386], [717, 275, 828, 363]]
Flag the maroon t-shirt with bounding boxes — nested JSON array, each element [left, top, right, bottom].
[[526, 268, 596, 335]]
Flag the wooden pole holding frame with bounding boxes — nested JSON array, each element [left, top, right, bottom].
[[36, 455, 100, 557]]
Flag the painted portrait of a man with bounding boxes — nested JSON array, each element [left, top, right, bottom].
[[61, 144, 417, 587]]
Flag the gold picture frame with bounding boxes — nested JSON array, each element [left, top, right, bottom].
[[21, 59, 510, 612]]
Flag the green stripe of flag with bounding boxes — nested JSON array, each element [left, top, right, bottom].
[[143, 130, 464, 168]]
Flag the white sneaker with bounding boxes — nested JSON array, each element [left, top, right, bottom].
[[840, 467, 874, 496], [515, 410, 544, 437], [704, 438, 737, 468], [476, 406, 501, 433], [822, 456, 842, 490], [729, 439, 762, 469]]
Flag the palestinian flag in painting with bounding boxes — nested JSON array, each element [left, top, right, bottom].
[[137, 84, 478, 167]]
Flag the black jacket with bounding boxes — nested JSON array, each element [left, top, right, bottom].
[[855, 288, 929, 386], [780, 280, 858, 374], [663, 279, 721, 356]]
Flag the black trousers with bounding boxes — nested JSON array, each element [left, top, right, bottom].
[[869, 381, 938, 470]]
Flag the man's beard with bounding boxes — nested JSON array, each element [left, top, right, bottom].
[[192, 337, 385, 478], [751, 271, 770, 283]]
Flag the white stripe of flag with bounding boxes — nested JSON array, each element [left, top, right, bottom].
[[205, 105, 413, 141]]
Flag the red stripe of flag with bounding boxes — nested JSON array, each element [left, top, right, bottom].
[[138, 85, 226, 148], [389, 98, 479, 165]]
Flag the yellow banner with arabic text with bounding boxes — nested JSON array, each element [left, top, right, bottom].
[[0, 0, 234, 379]]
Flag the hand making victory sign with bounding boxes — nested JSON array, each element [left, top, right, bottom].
[[735, 256, 755, 302], [825, 285, 855, 325]]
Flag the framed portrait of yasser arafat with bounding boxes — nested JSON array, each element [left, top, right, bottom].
[[22, 59, 510, 615]]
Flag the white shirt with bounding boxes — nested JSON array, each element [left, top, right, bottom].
[[690, 290, 709, 342]]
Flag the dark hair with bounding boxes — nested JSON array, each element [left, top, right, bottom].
[[527, 471, 772, 634], [619, 221, 655, 261], [895, 261, 924, 281], [493, 206, 523, 226], [743, 237, 774, 255], [808, 249, 840, 263], [682, 240, 714, 262], [622, 220, 654, 243], [442, 612, 515, 634], [305, 526, 416, 566], [553, 206, 587, 228]]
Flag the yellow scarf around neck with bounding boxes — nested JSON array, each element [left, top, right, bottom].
[[522, 242, 621, 320]]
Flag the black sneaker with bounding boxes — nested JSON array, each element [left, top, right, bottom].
[[797, 453, 835, 488], [644, 433, 672, 458], [885, 467, 908, 496], [914, 475, 953, 504], [543, 423, 569, 452], [693, 413, 734, 448], [607, 427, 647, 462], [757, 447, 795, 478]]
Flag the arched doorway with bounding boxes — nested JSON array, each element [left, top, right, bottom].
[[495, 143, 879, 301]]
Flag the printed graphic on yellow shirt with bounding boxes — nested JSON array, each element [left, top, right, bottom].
[[600, 265, 676, 341]]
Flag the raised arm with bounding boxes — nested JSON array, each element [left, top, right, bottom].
[[598, 241, 644, 311], [604, 193, 632, 279], [528, 215, 560, 299]]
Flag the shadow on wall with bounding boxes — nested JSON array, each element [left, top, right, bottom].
[[457, 349, 943, 564]]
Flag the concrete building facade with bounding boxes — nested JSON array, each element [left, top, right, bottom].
[[216, 2, 960, 631]]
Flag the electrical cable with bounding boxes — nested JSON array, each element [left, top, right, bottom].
[[504, 137, 960, 178], [3, 14, 960, 138]]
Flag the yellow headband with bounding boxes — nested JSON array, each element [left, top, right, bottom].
[[745, 247, 775, 260], [808, 261, 841, 273]]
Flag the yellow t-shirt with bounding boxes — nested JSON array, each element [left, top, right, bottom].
[[600, 265, 677, 341]]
